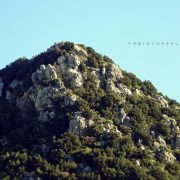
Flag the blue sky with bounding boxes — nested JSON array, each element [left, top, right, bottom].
[[0, 0, 180, 102]]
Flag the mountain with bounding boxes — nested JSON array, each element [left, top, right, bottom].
[[0, 42, 179, 179]]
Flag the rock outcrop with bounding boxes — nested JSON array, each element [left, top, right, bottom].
[[154, 135, 167, 150], [68, 112, 94, 136], [31, 64, 58, 86], [57, 54, 83, 88], [154, 95, 169, 108], [106, 64, 123, 81], [35, 86, 62, 111], [101, 122, 122, 135], [163, 151, 176, 162], [65, 68, 83, 88]]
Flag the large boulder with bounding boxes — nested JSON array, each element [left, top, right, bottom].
[[157, 135, 166, 147], [154, 135, 167, 149], [101, 123, 122, 136], [35, 86, 62, 111], [117, 83, 132, 96], [106, 64, 123, 81], [57, 54, 80, 72], [68, 112, 87, 136], [66, 68, 83, 88], [31, 64, 57, 85], [106, 80, 122, 94], [163, 151, 176, 162], [68, 112, 94, 136], [154, 95, 169, 108], [106, 81, 132, 96], [74, 45, 88, 58], [57, 54, 83, 88]]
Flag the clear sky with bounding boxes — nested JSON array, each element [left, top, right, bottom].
[[0, 0, 180, 102]]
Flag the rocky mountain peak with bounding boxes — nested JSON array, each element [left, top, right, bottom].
[[0, 41, 179, 179]]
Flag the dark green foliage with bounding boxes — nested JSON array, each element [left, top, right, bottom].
[[121, 71, 143, 90], [141, 80, 157, 96], [103, 55, 114, 63]]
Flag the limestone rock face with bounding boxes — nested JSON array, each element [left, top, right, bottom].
[[154, 135, 167, 150], [117, 83, 132, 96], [57, 54, 80, 72], [102, 123, 122, 136], [66, 68, 83, 88], [163, 151, 176, 162], [31, 64, 57, 85], [57, 55, 83, 88], [106, 80, 121, 94], [0, 78, 4, 97], [157, 135, 166, 147], [163, 114, 179, 133], [68, 112, 87, 136], [135, 89, 142, 95], [45, 64, 58, 80], [35, 86, 62, 111], [106, 64, 123, 81], [68, 112, 94, 136], [105, 81, 132, 97], [74, 45, 88, 58], [154, 95, 169, 108]]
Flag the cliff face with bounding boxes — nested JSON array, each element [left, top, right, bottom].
[[0, 42, 179, 179]]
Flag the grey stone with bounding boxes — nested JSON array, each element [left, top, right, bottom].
[[117, 83, 132, 96], [31, 64, 57, 85], [66, 68, 83, 88], [35, 87, 61, 111], [157, 135, 166, 147], [68, 112, 95, 136], [163, 151, 176, 162], [106, 64, 123, 81], [68, 112, 86, 136], [154, 95, 169, 108], [74, 45, 88, 58]]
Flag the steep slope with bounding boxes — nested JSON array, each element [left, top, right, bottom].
[[0, 42, 179, 179]]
